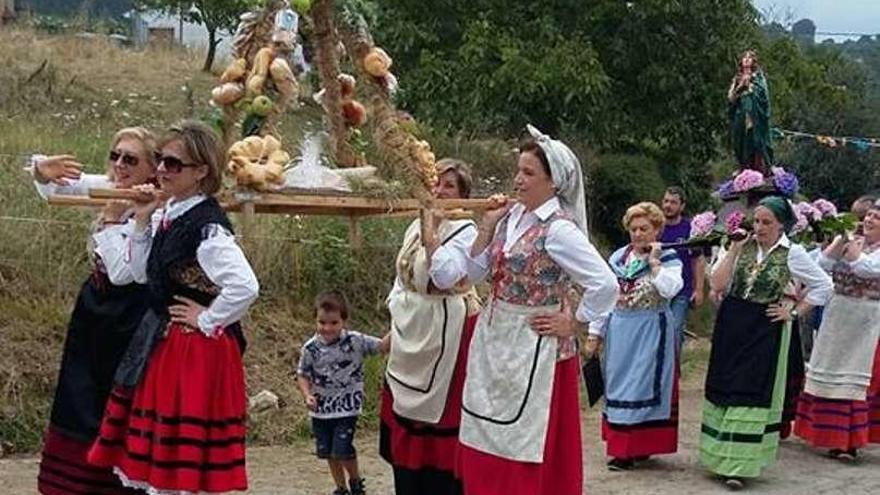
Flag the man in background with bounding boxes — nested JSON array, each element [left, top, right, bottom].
[[660, 186, 705, 352]]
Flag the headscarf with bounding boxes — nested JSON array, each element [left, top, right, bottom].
[[526, 124, 588, 234], [759, 196, 796, 233]]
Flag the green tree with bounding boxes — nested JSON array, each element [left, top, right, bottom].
[[374, 0, 761, 206], [755, 37, 880, 205], [137, 0, 254, 71]]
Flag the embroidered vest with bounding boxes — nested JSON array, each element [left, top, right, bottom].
[[490, 210, 576, 360], [490, 211, 572, 307], [613, 247, 673, 310], [730, 240, 791, 304]]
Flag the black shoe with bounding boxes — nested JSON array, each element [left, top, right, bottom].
[[607, 458, 634, 471], [838, 449, 858, 462], [723, 477, 744, 490], [828, 449, 858, 461], [332, 488, 350, 495], [349, 477, 366, 495], [633, 455, 650, 462]]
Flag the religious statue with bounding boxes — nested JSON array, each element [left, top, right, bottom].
[[728, 50, 773, 173]]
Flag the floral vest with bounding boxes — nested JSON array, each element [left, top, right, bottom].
[[831, 247, 880, 301], [490, 210, 576, 360], [730, 240, 792, 304], [611, 246, 676, 310]]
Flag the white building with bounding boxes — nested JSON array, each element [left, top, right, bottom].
[[129, 10, 233, 62]]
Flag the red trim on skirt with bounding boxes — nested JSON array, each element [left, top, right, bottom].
[[38, 426, 139, 495], [380, 313, 477, 472], [455, 357, 582, 495], [795, 342, 880, 450], [87, 324, 248, 493], [602, 363, 679, 459]]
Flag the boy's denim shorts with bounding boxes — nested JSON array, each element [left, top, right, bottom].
[[312, 415, 358, 460]]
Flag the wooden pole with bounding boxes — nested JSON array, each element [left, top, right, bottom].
[[240, 199, 256, 240], [348, 216, 362, 249]]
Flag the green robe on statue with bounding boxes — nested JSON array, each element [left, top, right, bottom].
[[729, 71, 773, 171]]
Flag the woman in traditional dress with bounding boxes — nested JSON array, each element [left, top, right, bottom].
[[795, 200, 880, 460], [87, 121, 259, 494], [380, 159, 479, 495], [701, 196, 832, 490], [30, 128, 158, 495], [601, 202, 682, 471], [728, 50, 773, 173], [454, 125, 619, 495]]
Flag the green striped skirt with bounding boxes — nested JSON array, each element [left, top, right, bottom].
[[699, 323, 790, 478]]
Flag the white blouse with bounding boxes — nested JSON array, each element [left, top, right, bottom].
[[29, 161, 136, 284], [29, 154, 112, 199], [713, 235, 833, 306], [128, 195, 259, 336], [466, 197, 619, 335]]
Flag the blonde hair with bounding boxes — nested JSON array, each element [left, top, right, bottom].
[[160, 120, 224, 195], [106, 126, 158, 181], [436, 158, 473, 198], [623, 202, 665, 230]]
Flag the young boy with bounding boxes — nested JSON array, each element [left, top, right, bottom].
[[297, 290, 389, 495]]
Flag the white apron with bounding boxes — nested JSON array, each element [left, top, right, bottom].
[[386, 219, 474, 423], [460, 299, 559, 463]]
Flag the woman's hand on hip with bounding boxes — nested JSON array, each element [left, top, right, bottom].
[[169, 295, 207, 331]]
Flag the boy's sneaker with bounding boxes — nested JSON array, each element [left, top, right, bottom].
[[349, 477, 366, 495], [331, 488, 350, 495]]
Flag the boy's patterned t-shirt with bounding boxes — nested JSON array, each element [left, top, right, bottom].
[[297, 330, 382, 419]]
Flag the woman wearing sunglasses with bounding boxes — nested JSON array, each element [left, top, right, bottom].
[[87, 120, 258, 495], [30, 128, 159, 495]]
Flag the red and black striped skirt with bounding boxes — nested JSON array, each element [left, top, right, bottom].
[[795, 342, 880, 450], [38, 426, 140, 495], [87, 324, 248, 493]]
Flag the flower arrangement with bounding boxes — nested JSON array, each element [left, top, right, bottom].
[[716, 166, 800, 199], [812, 198, 838, 218], [664, 210, 750, 251], [732, 169, 765, 193], [771, 167, 799, 197], [690, 212, 717, 237], [725, 211, 746, 233]]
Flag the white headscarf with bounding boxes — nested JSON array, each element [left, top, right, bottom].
[[526, 124, 588, 235]]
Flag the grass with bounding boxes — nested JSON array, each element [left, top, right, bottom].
[[0, 27, 717, 454], [0, 26, 521, 454]]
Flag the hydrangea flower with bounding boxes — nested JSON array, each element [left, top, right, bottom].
[[791, 210, 810, 235], [732, 169, 765, 192], [771, 168, 799, 197], [793, 202, 821, 223], [716, 180, 737, 198], [812, 198, 838, 218], [690, 211, 717, 237], [725, 211, 746, 233]]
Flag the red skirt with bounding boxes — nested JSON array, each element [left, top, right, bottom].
[[87, 324, 248, 493], [455, 357, 582, 495], [602, 364, 679, 459], [380, 314, 476, 470], [795, 342, 880, 450], [38, 426, 140, 495]]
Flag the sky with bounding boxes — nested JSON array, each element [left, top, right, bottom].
[[753, 0, 880, 42]]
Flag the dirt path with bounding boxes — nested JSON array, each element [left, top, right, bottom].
[[3, 353, 879, 494]]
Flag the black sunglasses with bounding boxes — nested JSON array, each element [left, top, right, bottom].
[[155, 153, 198, 174], [109, 150, 140, 167]]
